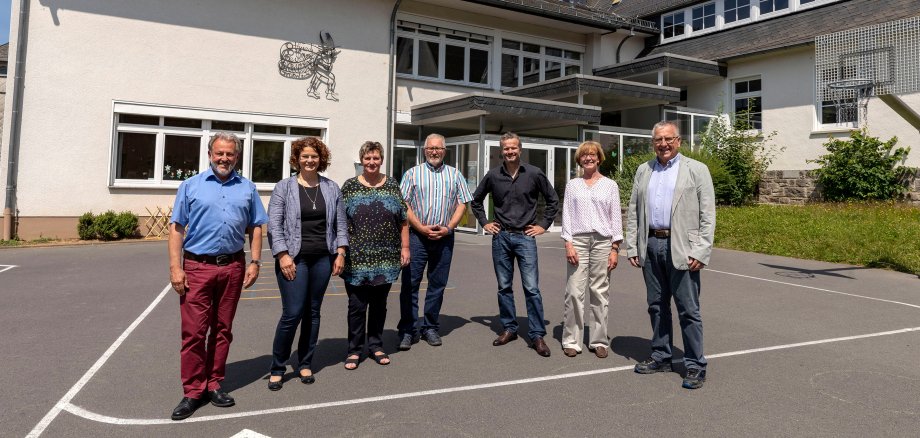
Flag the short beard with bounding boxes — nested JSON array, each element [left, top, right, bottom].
[[211, 163, 232, 178]]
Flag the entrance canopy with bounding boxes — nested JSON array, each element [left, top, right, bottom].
[[594, 53, 726, 88], [410, 92, 600, 132], [504, 74, 680, 111]]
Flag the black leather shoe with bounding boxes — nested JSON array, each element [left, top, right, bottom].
[[268, 377, 283, 391], [531, 336, 551, 357], [492, 330, 518, 346], [170, 397, 203, 421], [634, 358, 673, 374], [208, 389, 235, 407], [300, 371, 316, 384]]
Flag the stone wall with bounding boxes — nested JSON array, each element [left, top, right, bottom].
[[759, 170, 920, 205]]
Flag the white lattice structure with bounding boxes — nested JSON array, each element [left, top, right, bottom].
[[816, 15, 920, 103]]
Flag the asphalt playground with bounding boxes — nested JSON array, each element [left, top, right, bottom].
[[2, 233, 919, 437]]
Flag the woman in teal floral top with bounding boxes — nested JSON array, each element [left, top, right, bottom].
[[341, 141, 410, 370]]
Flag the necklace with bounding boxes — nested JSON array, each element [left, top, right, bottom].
[[301, 184, 319, 210]]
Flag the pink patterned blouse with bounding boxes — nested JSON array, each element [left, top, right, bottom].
[[560, 176, 623, 242]]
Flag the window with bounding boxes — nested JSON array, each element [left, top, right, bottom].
[[662, 11, 686, 39], [501, 39, 582, 88], [725, 0, 751, 23], [733, 78, 762, 130], [692, 3, 716, 31], [0, 65, 8, 76], [759, 0, 789, 14], [396, 20, 491, 86], [111, 103, 326, 188]]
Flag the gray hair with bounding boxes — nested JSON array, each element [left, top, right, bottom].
[[424, 133, 446, 148], [499, 131, 521, 147], [208, 132, 243, 154], [651, 120, 681, 137], [358, 141, 384, 161]]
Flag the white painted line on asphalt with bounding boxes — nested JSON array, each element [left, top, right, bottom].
[[230, 429, 273, 438], [61, 326, 920, 426], [0, 264, 17, 273], [26, 285, 174, 438], [708, 269, 920, 310]]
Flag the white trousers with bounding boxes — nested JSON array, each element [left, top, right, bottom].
[[562, 232, 612, 351]]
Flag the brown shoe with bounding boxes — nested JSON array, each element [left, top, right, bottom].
[[592, 346, 608, 358], [563, 348, 578, 357], [493, 330, 518, 346], [532, 337, 551, 357]]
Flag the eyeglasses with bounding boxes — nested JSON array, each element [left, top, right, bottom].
[[652, 136, 680, 144], [425, 147, 445, 151]]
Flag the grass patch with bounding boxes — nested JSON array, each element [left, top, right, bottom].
[[0, 239, 23, 247], [716, 202, 920, 275]]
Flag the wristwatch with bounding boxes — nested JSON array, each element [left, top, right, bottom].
[[250, 260, 263, 267]]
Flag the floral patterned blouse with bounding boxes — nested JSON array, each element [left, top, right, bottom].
[[341, 175, 408, 286]]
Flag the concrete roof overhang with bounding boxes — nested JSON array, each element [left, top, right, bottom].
[[410, 92, 600, 132], [594, 53, 726, 87], [503, 74, 680, 111]]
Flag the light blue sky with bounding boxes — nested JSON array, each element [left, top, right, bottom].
[[1, 0, 11, 45]]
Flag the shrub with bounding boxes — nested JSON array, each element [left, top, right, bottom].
[[93, 211, 120, 240], [611, 149, 735, 206], [115, 211, 139, 238], [810, 130, 912, 201], [78, 212, 96, 240], [699, 108, 782, 205], [76, 210, 139, 240]]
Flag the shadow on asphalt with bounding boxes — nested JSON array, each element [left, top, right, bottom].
[[758, 262, 868, 279], [223, 354, 272, 393]]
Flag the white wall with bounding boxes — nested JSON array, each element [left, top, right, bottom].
[[1, 0, 392, 219], [691, 46, 920, 170]]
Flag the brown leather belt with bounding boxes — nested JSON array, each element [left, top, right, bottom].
[[649, 229, 671, 238], [184, 250, 245, 266]]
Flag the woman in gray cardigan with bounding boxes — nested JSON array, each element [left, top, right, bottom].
[[266, 137, 348, 391]]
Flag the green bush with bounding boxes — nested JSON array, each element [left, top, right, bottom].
[[699, 108, 782, 205], [76, 210, 139, 240], [810, 130, 912, 201], [77, 212, 96, 240], [93, 211, 120, 240], [611, 149, 735, 206], [115, 211, 139, 238]]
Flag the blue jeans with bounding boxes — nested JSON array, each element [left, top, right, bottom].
[[270, 253, 333, 375], [398, 229, 454, 337], [643, 235, 706, 371], [492, 231, 546, 339]]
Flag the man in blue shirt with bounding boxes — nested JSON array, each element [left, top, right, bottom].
[[625, 121, 716, 390], [168, 132, 268, 420]]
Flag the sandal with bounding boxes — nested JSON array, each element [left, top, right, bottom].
[[344, 355, 360, 370], [371, 351, 390, 365]]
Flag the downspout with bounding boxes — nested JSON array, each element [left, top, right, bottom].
[[3, 0, 30, 240], [386, 0, 403, 176]]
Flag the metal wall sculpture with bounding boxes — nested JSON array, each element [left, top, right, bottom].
[[279, 31, 341, 101]]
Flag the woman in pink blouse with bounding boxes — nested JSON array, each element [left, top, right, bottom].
[[560, 141, 624, 358]]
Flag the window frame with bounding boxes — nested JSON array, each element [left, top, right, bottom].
[[499, 38, 583, 89], [660, 0, 841, 43], [396, 19, 493, 88], [691, 2, 717, 32], [731, 76, 763, 131], [109, 101, 328, 190]]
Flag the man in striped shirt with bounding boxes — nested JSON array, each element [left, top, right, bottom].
[[397, 133, 474, 350]]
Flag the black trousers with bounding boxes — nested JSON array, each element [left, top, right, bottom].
[[345, 283, 391, 356]]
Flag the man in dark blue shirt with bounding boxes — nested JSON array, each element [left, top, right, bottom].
[[168, 132, 267, 420], [471, 132, 559, 357]]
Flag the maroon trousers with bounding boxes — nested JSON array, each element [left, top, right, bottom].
[[179, 258, 244, 398]]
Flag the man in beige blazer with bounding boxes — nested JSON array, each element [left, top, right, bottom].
[[625, 120, 716, 389]]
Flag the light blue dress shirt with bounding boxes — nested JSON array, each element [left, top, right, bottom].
[[646, 154, 681, 230], [171, 167, 268, 256]]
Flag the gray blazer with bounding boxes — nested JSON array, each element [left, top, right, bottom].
[[625, 155, 716, 269], [268, 175, 348, 258]]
